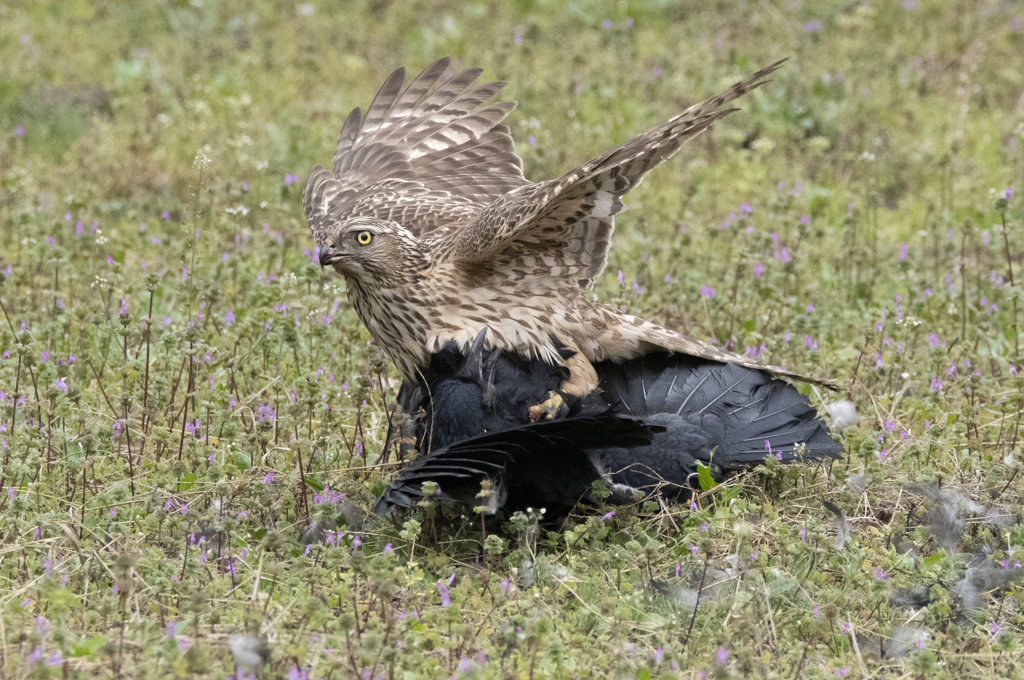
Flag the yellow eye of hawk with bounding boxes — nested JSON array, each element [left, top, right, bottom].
[[356, 231, 373, 245]]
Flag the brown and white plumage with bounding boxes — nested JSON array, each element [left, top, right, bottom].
[[305, 57, 828, 391]]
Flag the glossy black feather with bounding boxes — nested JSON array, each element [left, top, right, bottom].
[[372, 415, 653, 515], [375, 334, 842, 513], [595, 354, 843, 493]]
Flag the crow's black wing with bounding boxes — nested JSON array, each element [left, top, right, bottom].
[[373, 413, 653, 515]]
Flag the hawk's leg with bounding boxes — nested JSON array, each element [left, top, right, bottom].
[[528, 391, 568, 421], [560, 341, 600, 396]]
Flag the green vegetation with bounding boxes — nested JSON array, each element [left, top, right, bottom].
[[1, 0, 1024, 677]]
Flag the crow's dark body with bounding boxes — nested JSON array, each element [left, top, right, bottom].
[[374, 337, 841, 515]]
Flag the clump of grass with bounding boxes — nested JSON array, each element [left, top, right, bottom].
[[1, 1, 1024, 678]]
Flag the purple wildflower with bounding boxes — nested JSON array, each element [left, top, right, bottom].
[[313, 485, 343, 506], [256, 403, 276, 423]]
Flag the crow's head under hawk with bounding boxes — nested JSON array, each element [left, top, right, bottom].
[[304, 57, 826, 393]]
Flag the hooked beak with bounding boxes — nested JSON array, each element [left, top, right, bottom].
[[319, 244, 342, 268]]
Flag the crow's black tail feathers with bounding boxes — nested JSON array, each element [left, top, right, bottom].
[[594, 354, 842, 494]]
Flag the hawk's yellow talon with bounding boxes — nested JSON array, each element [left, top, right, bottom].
[[528, 391, 566, 422]]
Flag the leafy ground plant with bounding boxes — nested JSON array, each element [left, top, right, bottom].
[[2, 0, 1024, 678]]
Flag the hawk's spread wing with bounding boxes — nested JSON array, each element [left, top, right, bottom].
[[303, 58, 529, 243], [434, 60, 786, 288]]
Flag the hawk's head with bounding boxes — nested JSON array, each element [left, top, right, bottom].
[[317, 218, 425, 286]]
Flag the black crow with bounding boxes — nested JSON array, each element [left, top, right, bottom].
[[374, 329, 842, 515]]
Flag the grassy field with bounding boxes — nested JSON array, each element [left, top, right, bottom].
[[1, 0, 1024, 677]]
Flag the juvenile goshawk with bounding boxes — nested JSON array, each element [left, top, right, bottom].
[[304, 57, 819, 393]]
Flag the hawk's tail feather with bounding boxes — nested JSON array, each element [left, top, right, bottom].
[[629, 317, 837, 390]]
